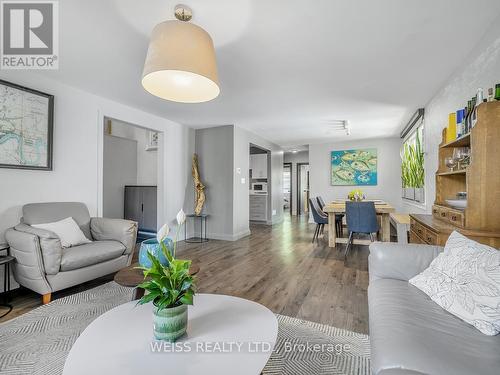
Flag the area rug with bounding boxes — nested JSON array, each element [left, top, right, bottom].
[[0, 282, 370, 375]]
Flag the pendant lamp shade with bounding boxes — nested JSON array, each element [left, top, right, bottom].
[[142, 20, 220, 103]]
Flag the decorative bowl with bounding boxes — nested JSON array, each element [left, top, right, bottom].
[[445, 199, 467, 210]]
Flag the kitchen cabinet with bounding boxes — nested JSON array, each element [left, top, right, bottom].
[[250, 154, 268, 179], [249, 194, 268, 221]]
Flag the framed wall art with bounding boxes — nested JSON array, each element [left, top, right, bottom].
[[0, 80, 54, 170]]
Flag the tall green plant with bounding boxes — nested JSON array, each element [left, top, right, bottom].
[[401, 132, 424, 188], [136, 210, 195, 310]]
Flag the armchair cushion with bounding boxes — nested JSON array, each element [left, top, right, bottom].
[[60, 240, 125, 272], [32, 217, 91, 248], [14, 223, 63, 275], [90, 218, 137, 255]]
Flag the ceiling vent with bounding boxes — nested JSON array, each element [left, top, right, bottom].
[[325, 120, 350, 136]]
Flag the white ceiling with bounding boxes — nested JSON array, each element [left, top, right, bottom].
[[42, 0, 500, 147]]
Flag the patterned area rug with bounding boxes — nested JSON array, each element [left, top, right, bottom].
[[0, 282, 370, 375]]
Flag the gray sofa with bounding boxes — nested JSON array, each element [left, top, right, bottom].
[[5, 202, 137, 304], [368, 242, 500, 375]]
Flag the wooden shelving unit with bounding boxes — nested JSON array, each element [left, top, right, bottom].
[[440, 132, 471, 148], [410, 101, 500, 248], [436, 169, 467, 176]]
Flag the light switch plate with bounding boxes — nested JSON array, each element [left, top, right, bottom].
[[272, 209, 277, 216], [236, 167, 241, 174]]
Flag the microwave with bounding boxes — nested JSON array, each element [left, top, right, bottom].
[[252, 182, 267, 192]]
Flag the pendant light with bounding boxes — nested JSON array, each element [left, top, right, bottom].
[[142, 5, 220, 103]]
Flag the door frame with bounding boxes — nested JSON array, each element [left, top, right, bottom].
[[283, 162, 292, 215], [297, 162, 310, 216]]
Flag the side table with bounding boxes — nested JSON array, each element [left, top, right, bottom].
[[184, 214, 209, 243], [114, 263, 200, 300], [0, 243, 14, 319]]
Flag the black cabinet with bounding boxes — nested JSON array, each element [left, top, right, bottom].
[[124, 186, 157, 232]]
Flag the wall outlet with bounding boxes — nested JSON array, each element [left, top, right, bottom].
[[241, 177, 246, 184], [272, 209, 277, 216], [236, 167, 241, 174]]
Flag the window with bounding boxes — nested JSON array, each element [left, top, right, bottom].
[[401, 122, 425, 203]]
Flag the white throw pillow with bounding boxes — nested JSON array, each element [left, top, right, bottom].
[[409, 231, 500, 335], [32, 217, 91, 248]]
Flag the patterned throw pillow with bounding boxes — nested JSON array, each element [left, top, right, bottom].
[[409, 231, 500, 335]]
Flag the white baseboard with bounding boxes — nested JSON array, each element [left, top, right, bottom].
[[203, 230, 251, 242]]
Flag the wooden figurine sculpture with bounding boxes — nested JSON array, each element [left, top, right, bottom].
[[192, 154, 206, 216]]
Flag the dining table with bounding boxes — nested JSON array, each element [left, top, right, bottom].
[[323, 200, 395, 247]]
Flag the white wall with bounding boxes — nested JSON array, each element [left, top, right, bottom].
[[309, 137, 403, 212], [284, 151, 309, 215], [408, 16, 500, 214], [0, 71, 193, 243]]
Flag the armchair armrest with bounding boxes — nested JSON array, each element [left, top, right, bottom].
[[5, 227, 52, 295], [13, 223, 63, 275], [369, 242, 443, 283], [90, 218, 137, 255]]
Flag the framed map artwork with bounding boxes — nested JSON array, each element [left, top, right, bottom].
[[0, 80, 54, 170]]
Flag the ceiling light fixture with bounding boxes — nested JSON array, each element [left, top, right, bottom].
[[325, 120, 350, 136], [142, 4, 220, 103]]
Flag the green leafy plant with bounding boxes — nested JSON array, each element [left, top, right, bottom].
[[401, 131, 425, 188], [136, 210, 195, 310]]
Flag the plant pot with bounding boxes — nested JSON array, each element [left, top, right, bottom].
[[153, 304, 188, 342], [139, 238, 174, 268]]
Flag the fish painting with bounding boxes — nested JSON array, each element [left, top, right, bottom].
[[331, 148, 377, 186]]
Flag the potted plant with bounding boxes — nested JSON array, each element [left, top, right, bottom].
[[401, 132, 425, 203], [348, 189, 365, 201], [136, 210, 195, 342]]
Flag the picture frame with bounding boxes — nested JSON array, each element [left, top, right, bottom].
[[331, 148, 377, 186], [0, 80, 54, 170]]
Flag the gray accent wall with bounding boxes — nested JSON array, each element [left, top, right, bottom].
[[194, 126, 234, 239], [193, 125, 284, 241]]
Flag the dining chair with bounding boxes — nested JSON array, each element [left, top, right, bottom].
[[316, 196, 344, 237], [309, 198, 328, 243], [344, 201, 379, 258]]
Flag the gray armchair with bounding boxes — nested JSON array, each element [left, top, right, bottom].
[[5, 202, 137, 304]]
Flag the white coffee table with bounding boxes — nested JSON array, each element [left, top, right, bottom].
[[63, 294, 278, 375]]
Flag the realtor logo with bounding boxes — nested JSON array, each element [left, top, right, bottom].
[[1, 0, 59, 69]]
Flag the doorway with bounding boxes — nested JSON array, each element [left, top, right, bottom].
[[102, 117, 160, 241], [249, 144, 271, 223], [297, 163, 310, 216], [283, 163, 292, 215]]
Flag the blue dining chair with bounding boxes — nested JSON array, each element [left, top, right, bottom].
[[309, 198, 328, 243], [344, 201, 379, 258], [316, 196, 344, 237]]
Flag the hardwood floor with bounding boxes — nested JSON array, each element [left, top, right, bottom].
[[0, 216, 370, 334]]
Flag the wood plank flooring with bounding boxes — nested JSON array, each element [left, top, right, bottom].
[[0, 216, 370, 334]]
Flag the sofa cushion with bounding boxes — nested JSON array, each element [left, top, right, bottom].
[[60, 241, 125, 272], [369, 278, 500, 375], [409, 231, 500, 335], [32, 217, 91, 248]]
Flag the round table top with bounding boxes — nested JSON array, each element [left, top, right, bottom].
[[63, 294, 278, 375], [114, 263, 200, 287]]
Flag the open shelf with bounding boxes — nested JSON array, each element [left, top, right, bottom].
[[436, 169, 467, 176], [440, 133, 470, 148]]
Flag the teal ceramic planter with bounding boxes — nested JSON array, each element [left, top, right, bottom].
[[153, 304, 188, 342], [139, 238, 174, 268]]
